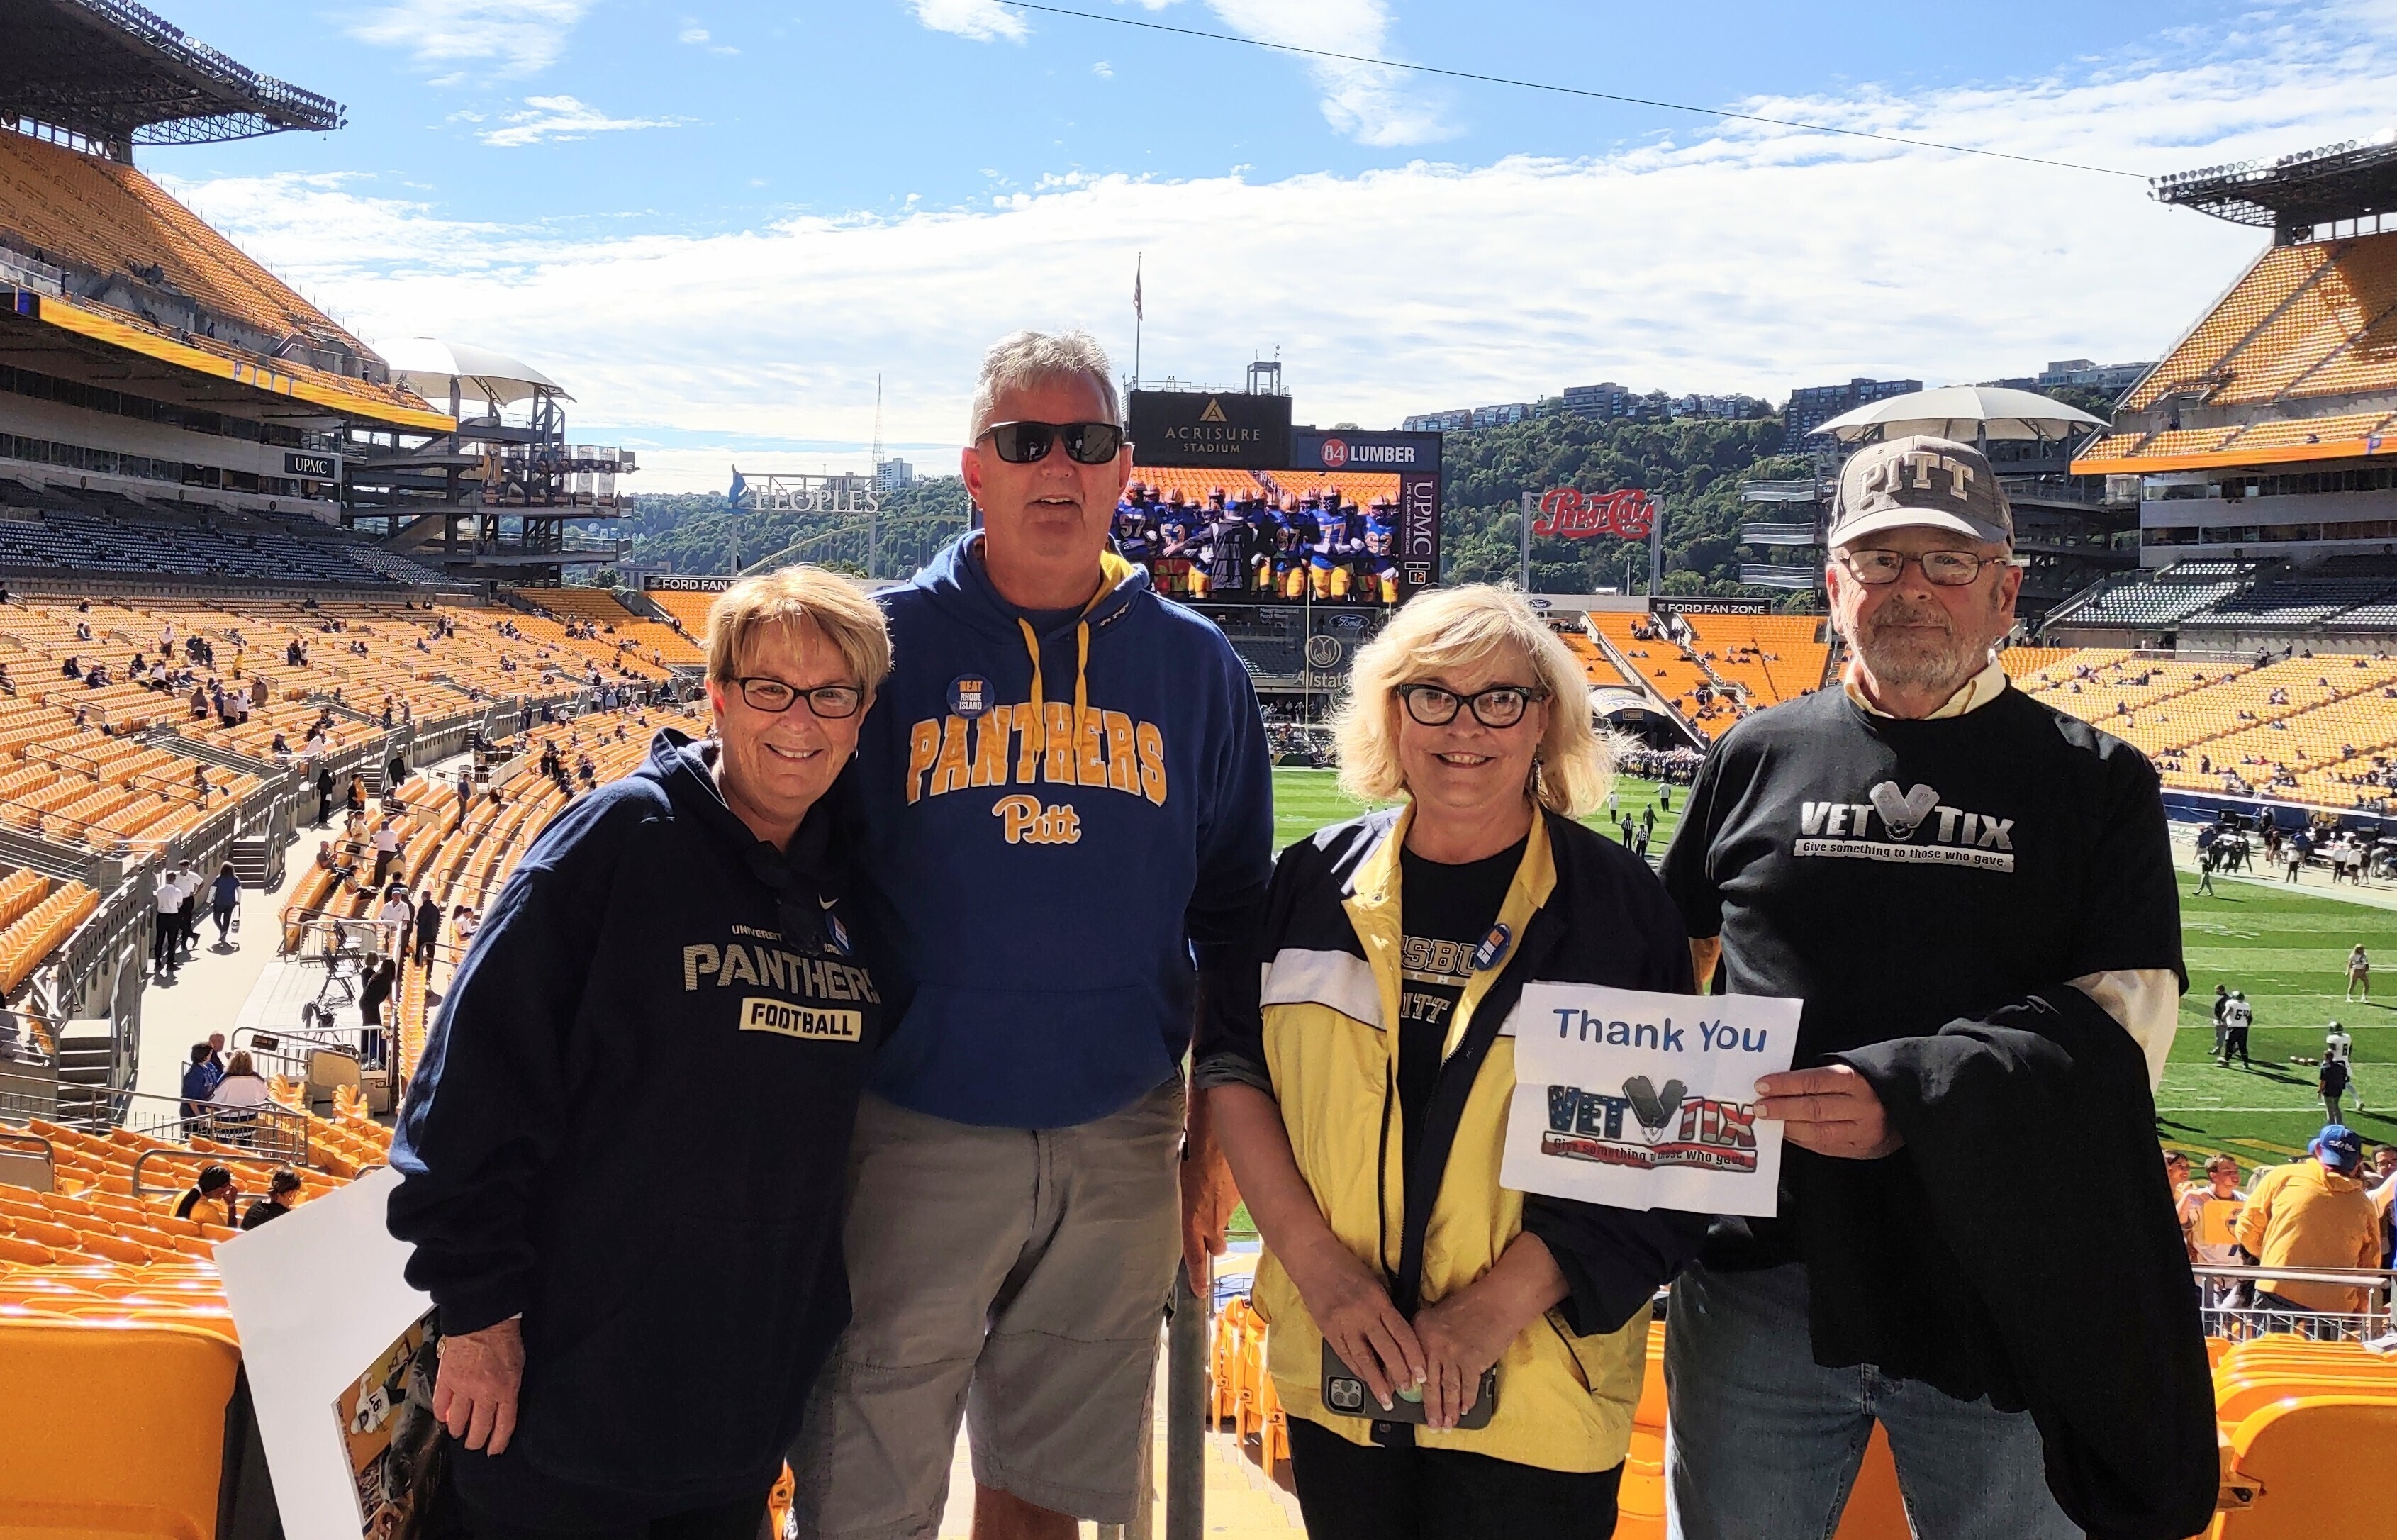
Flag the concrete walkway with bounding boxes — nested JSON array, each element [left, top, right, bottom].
[[130, 752, 472, 1103]]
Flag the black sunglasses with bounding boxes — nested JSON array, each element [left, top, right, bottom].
[[980, 420, 1124, 465]]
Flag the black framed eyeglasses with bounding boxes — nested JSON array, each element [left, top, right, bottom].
[[1836, 549, 2009, 586], [1398, 683, 1549, 728], [732, 676, 864, 718], [980, 420, 1124, 465]]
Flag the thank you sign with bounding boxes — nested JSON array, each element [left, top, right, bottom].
[[1502, 983, 1800, 1217]]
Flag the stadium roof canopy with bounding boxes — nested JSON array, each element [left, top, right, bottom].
[[0, 0, 342, 151], [2154, 138, 2397, 242]]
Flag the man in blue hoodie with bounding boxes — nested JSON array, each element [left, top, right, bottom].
[[793, 330, 1273, 1540]]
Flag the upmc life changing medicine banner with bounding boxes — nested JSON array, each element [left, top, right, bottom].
[[1502, 983, 1801, 1217]]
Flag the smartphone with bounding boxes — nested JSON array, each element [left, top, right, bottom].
[[1319, 1340, 1497, 1430]]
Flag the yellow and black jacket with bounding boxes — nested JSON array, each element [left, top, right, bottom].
[[1195, 803, 1703, 1472]]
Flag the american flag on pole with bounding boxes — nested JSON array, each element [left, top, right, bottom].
[[1134, 255, 1143, 321]]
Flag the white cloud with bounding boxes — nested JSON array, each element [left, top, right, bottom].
[[907, 0, 1027, 43], [1200, 0, 1451, 147], [1093, 60, 1114, 79], [679, 23, 737, 54], [166, 16, 2397, 491], [478, 96, 683, 147], [349, 0, 596, 77]]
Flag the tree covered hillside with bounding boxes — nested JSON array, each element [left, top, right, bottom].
[[621, 478, 973, 579], [619, 414, 1814, 603], [1441, 415, 1817, 605]]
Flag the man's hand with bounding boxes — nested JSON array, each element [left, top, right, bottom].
[[1180, 1088, 1239, 1296], [435, 1317, 524, 1454], [1755, 1064, 1903, 1160]]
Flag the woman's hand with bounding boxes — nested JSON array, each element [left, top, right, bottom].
[[1410, 1233, 1571, 1429], [1281, 1236, 1424, 1413], [435, 1317, 524, 1453]]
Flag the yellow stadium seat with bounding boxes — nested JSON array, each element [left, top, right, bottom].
[[0, 1319, 240, 1539]]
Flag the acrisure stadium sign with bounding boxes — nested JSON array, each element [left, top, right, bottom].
[[1128, 390, 1293, 469]]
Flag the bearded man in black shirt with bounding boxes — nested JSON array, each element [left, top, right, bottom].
[[1657, 436, 2213, 1540]]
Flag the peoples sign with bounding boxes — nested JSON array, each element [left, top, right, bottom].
[[1531, 487, 1656, 540]]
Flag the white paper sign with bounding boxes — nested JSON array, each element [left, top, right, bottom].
[[215, 1168, 439, 1539], [1501, 983, 1802, 1217]]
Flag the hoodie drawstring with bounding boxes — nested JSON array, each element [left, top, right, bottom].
[[1016, 615, 1095, 769]]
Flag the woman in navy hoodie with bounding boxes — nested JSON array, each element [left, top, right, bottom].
[[389, 566, 891, 1540]]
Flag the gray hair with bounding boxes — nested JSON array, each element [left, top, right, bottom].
[[967, 329, 1119, 441]]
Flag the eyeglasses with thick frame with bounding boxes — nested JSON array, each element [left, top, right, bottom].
[[729, 676, 864, 718], [1835, 549, 2014, 586], [978, 420, 1125, 465], [1397, 682, 1550, 729]]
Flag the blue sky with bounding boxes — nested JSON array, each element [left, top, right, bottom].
[[144, 1, 2397, 489]]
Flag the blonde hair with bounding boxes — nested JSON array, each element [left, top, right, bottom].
[[968, 329, 1119, 441], [1331, 585, 1612, 818], [704, 566, 893, 696]]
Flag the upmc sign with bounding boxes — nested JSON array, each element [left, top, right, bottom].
[[1291, 428, 1444, 600], [1528, 487, 1656, 541], [1128, 389, 1292, 469]]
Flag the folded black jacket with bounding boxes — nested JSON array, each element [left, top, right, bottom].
[[1826, 988, 2216, 1540]]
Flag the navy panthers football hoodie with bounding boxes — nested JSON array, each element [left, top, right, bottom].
[[848, 531, 1273, 1127], [388, 729, 878, 1522]]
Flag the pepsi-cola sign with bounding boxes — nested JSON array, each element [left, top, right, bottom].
[[1532, 488, 1655, 541]]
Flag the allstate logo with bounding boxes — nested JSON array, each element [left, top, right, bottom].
[[1321, 437, 1349, 469], [1304, 635, 1343, 669]]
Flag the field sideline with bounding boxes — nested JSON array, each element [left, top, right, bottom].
[[1267, 768, 2390, 1172]]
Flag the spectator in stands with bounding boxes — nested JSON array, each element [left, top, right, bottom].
[[208, 862, 239, 947], [315, 764, 334, 825], [413, 890, 442, 970], [2181, 1156, 2246, 1298], [174, 864, 200, 960], [151, 871, 184, 978], [314, 839, 335, 874], [376, 887, 415, 965], [390, 564, 891, 1540], [371, 815, 401, 888], [208, 1049, 270, 1142], [174, 1164, 239, 1229], [1201, 586, 1699, 1536], [357, 956, 394, 1068], [794, 330, 1269, 1540], [240, 1169, 303, 1230], [346, 776, 366, 820], [456, 769, 474, 830], [1655, 437, 2208, 1540], [2235, 1126, 2381, 1323], [179, 1042, 219, 1119]]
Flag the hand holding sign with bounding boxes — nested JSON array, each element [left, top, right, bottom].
[[1755, 1064, 1903, 1159], [1502, 983, 1801, 1217]]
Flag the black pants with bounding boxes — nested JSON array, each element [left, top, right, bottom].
[[2225, 1028, 2251, 1066], [1286, 1415, 1622, 1540], [442, 1458, 766, 1540]]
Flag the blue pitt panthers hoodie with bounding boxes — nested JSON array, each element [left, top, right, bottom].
[[388, 730, 878, 1523], [850, 530, 1273, 1127]]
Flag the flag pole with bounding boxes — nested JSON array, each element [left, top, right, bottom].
[[1133, 252, 1144, 391]]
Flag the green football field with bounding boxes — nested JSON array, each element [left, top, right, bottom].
[[1268, 767, 2388, 1174]]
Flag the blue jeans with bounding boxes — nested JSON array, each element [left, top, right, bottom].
[[1664, 1262, 2078, 1540]]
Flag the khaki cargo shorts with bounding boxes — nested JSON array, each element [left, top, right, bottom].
[[790, 1081, 1183, 1539]]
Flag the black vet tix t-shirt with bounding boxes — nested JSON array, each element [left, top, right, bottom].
[[1397, 837, 1524, 1173], [1658, 683, 2184, 1267]]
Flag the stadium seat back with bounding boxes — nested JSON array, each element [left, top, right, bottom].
[[0, 1319, 238, 1539], [2217, 1395, 2397, 1535]]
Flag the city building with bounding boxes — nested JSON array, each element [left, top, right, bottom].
[[1560, 381, 1640, 420], [1782, 377, 1923, 449], [875, 457, 916, 491], [1982, 359, 2157, 399]]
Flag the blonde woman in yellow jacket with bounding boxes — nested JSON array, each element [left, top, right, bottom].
[[1197, 586, 1704, 1540]]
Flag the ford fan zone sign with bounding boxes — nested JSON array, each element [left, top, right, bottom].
[[1531, 488, 1656, 540]]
